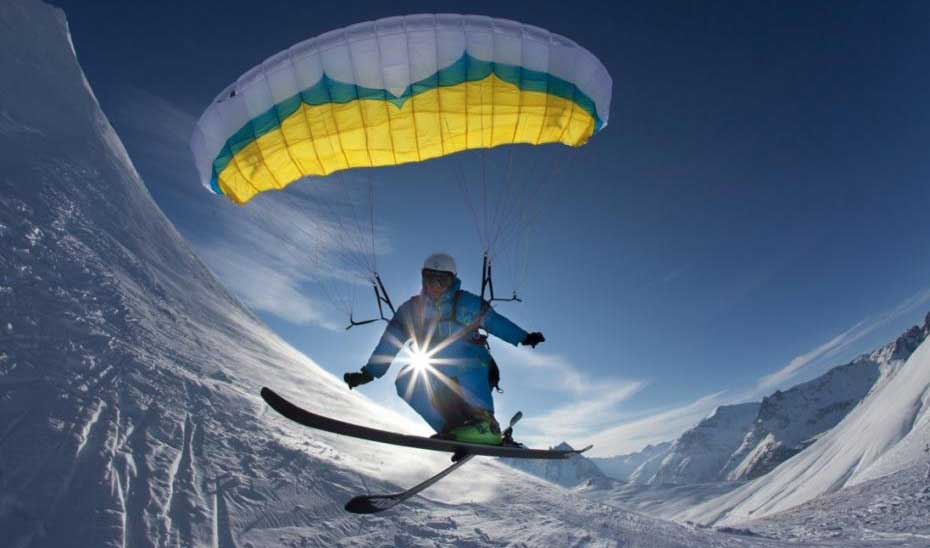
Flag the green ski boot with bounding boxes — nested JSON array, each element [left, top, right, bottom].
[[447, 417, 503, 445]]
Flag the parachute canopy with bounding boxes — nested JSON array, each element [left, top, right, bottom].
[[191, 14, 612, 204]]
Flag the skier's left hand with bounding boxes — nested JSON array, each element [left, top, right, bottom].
[[521, 332, 545, 348], [344, 369, 374, 389]]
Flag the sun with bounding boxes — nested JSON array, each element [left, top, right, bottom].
[[409, 346, 432, 373]]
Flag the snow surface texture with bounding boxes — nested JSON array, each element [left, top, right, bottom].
[[0, 2, 789, 546], [578, 479, 745, 521], [735, 463, 930, 546], [684, 317, 930, 526]]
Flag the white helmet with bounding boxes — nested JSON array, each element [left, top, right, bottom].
[[422, 253, 457, 275]]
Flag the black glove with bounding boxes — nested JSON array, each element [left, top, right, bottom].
[[521, 332, 545, 348], [344, 368, 374, 389]]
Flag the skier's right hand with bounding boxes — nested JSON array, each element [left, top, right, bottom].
[[521, 332, 545, 348], [344, 368, 374, 389]]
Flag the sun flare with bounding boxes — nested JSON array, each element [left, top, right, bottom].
[[409, 348, 432, 372]]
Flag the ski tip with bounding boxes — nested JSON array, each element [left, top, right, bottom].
[[577, 444, 594, 454], [260, 387, 285, 409], [345, 496, 384, 514]]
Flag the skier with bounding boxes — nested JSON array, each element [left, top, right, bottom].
[[343, 253, 545, 445]]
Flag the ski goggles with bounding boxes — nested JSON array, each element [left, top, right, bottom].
[[422, 269, 455, 289]]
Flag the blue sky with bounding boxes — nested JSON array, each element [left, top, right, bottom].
[[55, 0, 930, 455]]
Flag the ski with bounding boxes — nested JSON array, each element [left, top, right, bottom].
[[345, 411, 523, 514], [260, 387, 592, 459], [345, 453, 476, 513]]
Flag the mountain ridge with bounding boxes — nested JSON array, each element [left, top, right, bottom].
[[594, 312, 929, 487]]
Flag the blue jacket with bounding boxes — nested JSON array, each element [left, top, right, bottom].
[[363, 278, 527, 430]]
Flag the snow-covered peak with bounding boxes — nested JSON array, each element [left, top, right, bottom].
[[647, 402, 761, 485], [590, 441, 673, 481], [631, 314, 929, 487], [683, 319, 930, 526], [862, 311, 930, 369], [725, 356, 883, 481]]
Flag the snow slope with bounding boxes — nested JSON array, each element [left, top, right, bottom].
[[578, 479, 745, 521], [0, 2, 780, 546], [630, 442, 677, 483], [736, 463, 930, 546], [649, 403, 761, 485], [683, 318, 930, 526]]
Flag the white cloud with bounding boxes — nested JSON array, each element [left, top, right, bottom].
[[755, 322, 867, 393], [580, 391, 729, 457], [109, 85, 388, 330], [492, 344, 648, 449], [756, 286, 930, 393], [190, 188, 389, 330], [199, 245, 342, 330], [493, 343, 600, 396], [520, 380, 648, 441]]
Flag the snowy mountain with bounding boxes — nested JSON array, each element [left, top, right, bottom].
[[630, 441, 676, 483], [649, 402, 761, 485], [682, 314, 930, 526], [503, 442, 608, 487], [611, 318, 926, 487], [0, 2, 774, 546], [445, 320, 917, 493], [724, 357, 883, 481], [591, 441, 672, 481]]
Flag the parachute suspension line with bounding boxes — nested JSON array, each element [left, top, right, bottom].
[[479, 70, 491, 253], [368, 176, 377, 275], [451, 147, 486, 249], [316, 169, 392, 331], [342, 174, 371, 274], [315, 267, 354, 319], [346, 273, 396, 330], [335, 171, 376, 276], [331, 169, 394, 329], [493, 148, 567, 257], [488, 146, 578, 299], [306, 177, 372, 278], [487, 148, 516, 253], [481, 148, 489, 249], [483, 148, 527, 303], [490, 149, 542, 253], [487, 147, 527, 261], [479, 252, 522, 304], [285, 170, 383, 324]]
